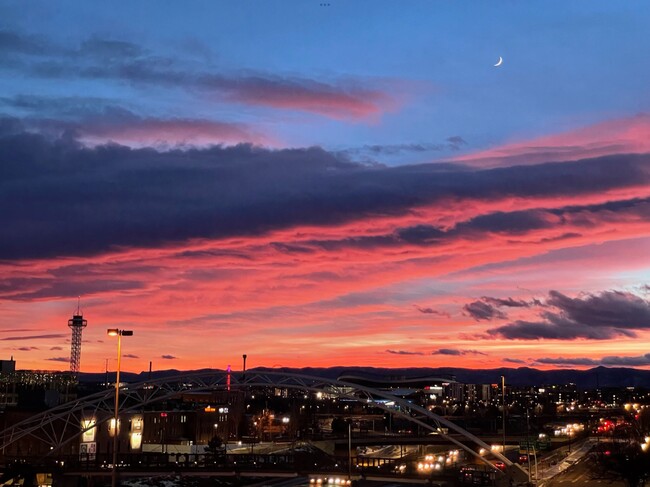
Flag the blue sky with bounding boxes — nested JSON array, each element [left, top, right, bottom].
[[3, 1, 649, 161]]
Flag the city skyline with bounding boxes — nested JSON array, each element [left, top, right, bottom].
[[0, 1, 649, 373]]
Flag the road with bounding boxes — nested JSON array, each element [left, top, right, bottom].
[[537, 440, 626, 487], [541, 456, 626, 487]]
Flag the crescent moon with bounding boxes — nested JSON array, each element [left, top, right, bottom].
[[494, 56, 503, 67]]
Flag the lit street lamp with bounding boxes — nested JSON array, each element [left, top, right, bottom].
[[107, 328, 133, 487]]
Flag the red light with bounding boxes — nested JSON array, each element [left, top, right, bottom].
[[605, 451, 611, 456], [160, 412, 168, 417]]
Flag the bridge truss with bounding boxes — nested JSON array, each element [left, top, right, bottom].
[[0, 370, 524, 476]]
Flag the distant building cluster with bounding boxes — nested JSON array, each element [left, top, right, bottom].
[[0, 363, 648, 466]]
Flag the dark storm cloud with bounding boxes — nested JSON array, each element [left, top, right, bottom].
[[302, 198, 650, 253], [270, 242, 315, 254], [361, 143, 446, 154], [414, 305, 436, 314], [1, 277, 145, 301], [488, 290, 650, 340], [503, 358, 526, 364], [536, 357, 599, 366], [0, 116, 24, 136], [1, 334, 67, 341], [458, 209, 555, 234], [396, 225, 446, 244], [535, 232, 582, 244], [463, 301, 507, 321], [413, 305, 450, 317], [341, 137, 466, 158], [600, 354, 650, 366], [431, 348, 486, 356], [446, 136, 467, 149], [386, 349, 424, 355], [546, 290, 650, 329], [488, 315, 637, 340], [459, 296, 532, 322], [536, 354, 650, 366], [161, 354, 177, 360], [482, 297, 531, 308], [46, 357, 69, 362], [1, 123, 650, 260]]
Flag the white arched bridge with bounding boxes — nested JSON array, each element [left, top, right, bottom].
[[0, 370, 528, 481]]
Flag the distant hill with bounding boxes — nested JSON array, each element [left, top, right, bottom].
[[80, 365, 650, 388]]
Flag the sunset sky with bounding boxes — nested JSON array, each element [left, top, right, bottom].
[[1, 1, 649, 373]]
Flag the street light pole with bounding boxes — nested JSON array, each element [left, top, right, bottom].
[[526, 409, 532, 484], [107, 328, 133, 487], [501, 376, 506, 454], [348, 420, 352, 481]]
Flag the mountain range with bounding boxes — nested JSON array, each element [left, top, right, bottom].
[[80, 365, 650, 388]]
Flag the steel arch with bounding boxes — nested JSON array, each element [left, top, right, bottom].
[[0, 370, 520, 474]]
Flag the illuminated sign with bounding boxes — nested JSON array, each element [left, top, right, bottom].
[[108, 418, 120, 436], [81, 418, 96, 442], [130, 432, 142, 450], [79, 442, 96, 461]]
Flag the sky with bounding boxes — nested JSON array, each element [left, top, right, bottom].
[[1, 1, 649, 373]]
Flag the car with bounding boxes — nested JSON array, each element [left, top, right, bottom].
[[493, 461, 506, 471]]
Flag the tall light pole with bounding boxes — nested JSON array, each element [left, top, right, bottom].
[[107, 328, 133, 487], [348, 420, 352, 481], [501, 375, 506, 454], [526, 409, 532, 484]]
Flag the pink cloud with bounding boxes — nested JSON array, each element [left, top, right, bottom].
[[210, 77, 396, 120], [78, 117, 272, 148], [456, 114, 650, 167]]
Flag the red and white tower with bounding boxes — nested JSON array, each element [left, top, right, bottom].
[[68, 299, 87, 376]]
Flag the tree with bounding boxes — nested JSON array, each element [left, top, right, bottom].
[[204, 434, 226, 464], [331, 417, 348, 435], [593, 441, 650, 486]]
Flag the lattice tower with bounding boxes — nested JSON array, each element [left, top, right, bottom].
[[68, 309, 87, 375]]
